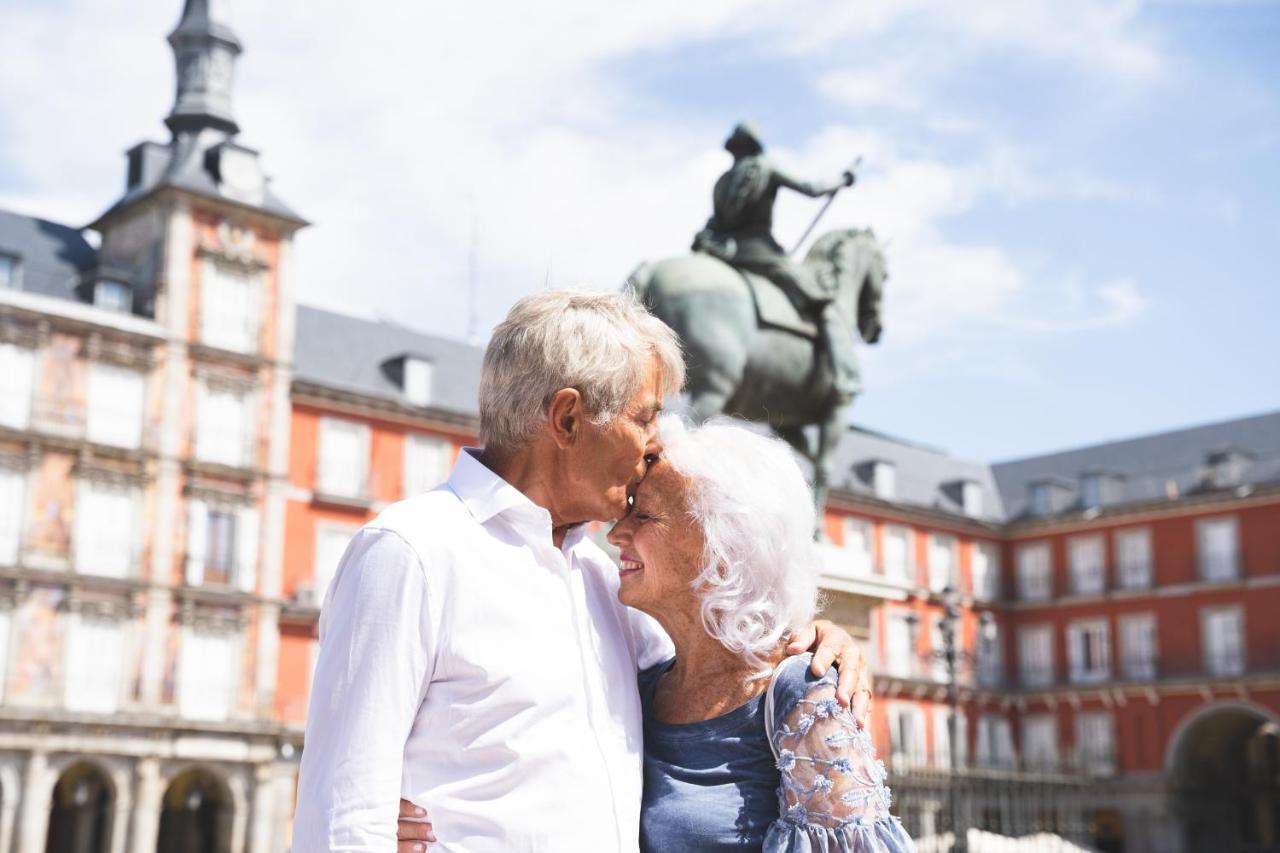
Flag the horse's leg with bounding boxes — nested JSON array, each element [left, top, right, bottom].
[[687, 364, 740, 423], [683, 310, 750, 424], [776, 424, 813, 463], [811, 398, 852, 541]]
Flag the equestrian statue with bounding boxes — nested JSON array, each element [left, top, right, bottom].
[[627, 122, 888, 535]]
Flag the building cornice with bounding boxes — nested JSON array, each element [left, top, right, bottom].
[[0, 288, 166, 342], [825, 491, 1002, 538], [1003, 481, 1280, 538], [291, 380, 480, 437]]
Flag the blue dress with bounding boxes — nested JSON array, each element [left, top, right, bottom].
[[639, 654, 915, 853]]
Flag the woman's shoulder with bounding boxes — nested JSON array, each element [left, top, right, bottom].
[[770, 653, 837, 708]]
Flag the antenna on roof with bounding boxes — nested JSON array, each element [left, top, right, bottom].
[[466, 210, 480, 346]]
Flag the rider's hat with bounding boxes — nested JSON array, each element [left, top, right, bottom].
[[724, 122, 764, 156]]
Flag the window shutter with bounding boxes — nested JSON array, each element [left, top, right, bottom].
[[1067, 624, 1082, 676], [186, 500, 207, 586], [0, 344, 34, 429], [235, 506, 259, 593], [0, 468, 23, 565]]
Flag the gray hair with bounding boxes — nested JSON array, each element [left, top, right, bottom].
[[479, 289, 685, 452], [657, 416, 821, 673]]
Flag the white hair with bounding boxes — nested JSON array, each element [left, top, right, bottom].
[[657, 416, 821, 673], [478, 289, 685, 452]]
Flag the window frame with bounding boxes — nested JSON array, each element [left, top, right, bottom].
[[199, 259, 260, 354], [0, 253, 21, 290], [85, 361, 147, 449], [928, 533, 958, 593], [1115, 526, 1153, 590], [1017, 541, 1052, 601], [1021, 713, 1059, 771], [881, 524, 914, 583], [1201, 605, 1245, 676], [1118, 612, 1157, 679], [1067, 534, 1107, 596], [1018, 624, 1055, 688], [1196, 516, 1240, 582], [317, 416, 371, 499], [1067, 618, 1111, 684]]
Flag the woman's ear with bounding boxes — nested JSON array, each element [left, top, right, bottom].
[[546, 388, 583, 450]]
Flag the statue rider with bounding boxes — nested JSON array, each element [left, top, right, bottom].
[[693, 122, 859, 401]]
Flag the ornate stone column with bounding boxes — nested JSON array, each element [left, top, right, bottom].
[[128, 758, 162, 853], [0, 761, 21, 853], [107, 762, 133, 853], [15, 750, 50, 853]]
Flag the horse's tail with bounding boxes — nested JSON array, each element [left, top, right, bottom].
[[624, 261, 655, 308]]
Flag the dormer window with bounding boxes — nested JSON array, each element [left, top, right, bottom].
[[855, 458, 896, 499], [380, 354, 434, 407], [1204, 448, 1253, 489], [93, 279, 132, 314], [943, 478, 984, 517], [1080, 475, 1101, 510], [404, 358, 433, 407], [874, 463, 895, 500], [0, 254, 18, 290], [1028, 478, 1074, 517], [1079, 470, 1124, 510], [1029, 483, 1052, 517]]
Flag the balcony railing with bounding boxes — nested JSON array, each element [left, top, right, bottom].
[[1119, 655, 1159, 680], [1204, 651, 1246, 677], [23, 399, 157, 452], [1198, 554, 1241, 583], [1019, 664, 1056, 688], [1066, 665, 1111, 685]]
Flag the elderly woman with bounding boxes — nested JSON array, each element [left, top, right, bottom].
[[608, 418, 914, 852]]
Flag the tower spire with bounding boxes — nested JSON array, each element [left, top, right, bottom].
[[165, 0, 242, 137]]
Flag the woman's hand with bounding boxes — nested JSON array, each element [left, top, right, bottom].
[[396, 799, 436, 851], [785, 620, 872, 726]]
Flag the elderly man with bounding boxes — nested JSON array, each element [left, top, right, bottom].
[[293, 290, 869, 852]]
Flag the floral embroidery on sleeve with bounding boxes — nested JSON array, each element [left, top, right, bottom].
[[772, 676, 892, 829]]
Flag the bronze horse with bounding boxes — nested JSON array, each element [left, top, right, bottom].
[[627, 228, 887, 535]]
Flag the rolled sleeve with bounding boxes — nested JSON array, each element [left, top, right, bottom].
[[292, 527, 436, 852]]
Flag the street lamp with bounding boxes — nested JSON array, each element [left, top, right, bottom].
[[904, 586, 996, 853]]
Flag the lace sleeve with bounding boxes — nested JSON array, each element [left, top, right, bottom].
[[763, 658, 915, 852], [773, 678, 890, 827]]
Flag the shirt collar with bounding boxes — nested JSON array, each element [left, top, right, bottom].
[[446, 448, 541, 525], [446, 448, 593, 552]]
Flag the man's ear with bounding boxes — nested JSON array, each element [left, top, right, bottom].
[[546, 388, 583, 450]]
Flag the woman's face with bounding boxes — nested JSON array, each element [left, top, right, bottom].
[[607, 461, 705, 617]]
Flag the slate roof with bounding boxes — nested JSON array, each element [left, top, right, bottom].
[[0, 209, 96, 301], [829, 426, 1006, 523], [92, 139, 305, 228], [991, 410, 1280, 520], [293, 305, 483, 419]]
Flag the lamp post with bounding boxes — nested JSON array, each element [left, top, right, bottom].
[[905, 586, 996, 853]]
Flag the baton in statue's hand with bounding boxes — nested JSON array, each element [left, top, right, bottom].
[[790, 156, 862, 256]]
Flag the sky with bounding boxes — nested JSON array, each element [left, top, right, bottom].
[[1, 0, 1277, 463]]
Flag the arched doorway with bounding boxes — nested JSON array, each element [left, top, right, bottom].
[[1170, 704, 1280, 853], [156, 768, 232, 853], [45, 762, 112, 853]]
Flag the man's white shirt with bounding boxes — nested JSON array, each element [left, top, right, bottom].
[[293, 449, 672, 852]]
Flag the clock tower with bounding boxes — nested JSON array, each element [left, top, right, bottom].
[[81, 2, 307, 848]]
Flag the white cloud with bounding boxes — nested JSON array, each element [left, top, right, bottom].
[[0, 0, 1154, 366]]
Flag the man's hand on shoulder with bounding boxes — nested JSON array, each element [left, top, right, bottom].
[[397, 799, 436, 852], [785, 619, 872, 726]]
